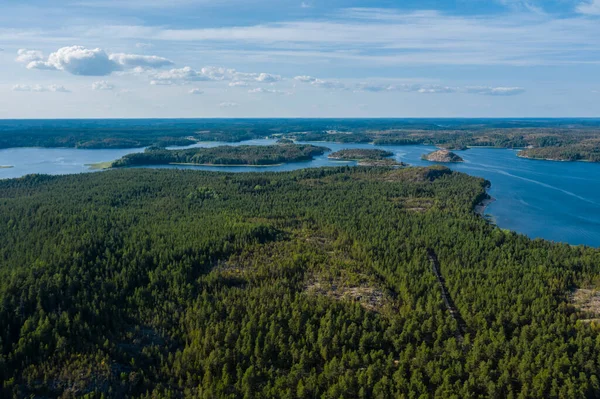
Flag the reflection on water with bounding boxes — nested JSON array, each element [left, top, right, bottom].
[[2, 140, 600, 247]]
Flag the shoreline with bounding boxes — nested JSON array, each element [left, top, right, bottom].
[[474, 196, 496, 217], [516, 152, 593, 163], [169, 162, 285, 167], [0, 165, 14, 169]]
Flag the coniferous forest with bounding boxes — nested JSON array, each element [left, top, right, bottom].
[[1, 166, 600, 398]]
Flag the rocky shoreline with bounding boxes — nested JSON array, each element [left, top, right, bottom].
[[474, 196, 496, 217]]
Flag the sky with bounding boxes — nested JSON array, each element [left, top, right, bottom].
[[1, 0, 600, 118]]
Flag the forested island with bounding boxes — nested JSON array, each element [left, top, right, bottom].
[[518, 140, 600, 162], [111, 144, 328, 167], [1, 166, 600, 397], [328, 148, 405, 166], [3, 119, 600, 163], [422, 149, 464, 163], [328, 149, 394, 160]]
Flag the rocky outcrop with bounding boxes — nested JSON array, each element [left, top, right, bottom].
[[422, 149, 464, 163]]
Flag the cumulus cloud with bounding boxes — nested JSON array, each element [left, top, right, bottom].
[[92, 80, 114, 90], [22, 46, 173, 76], [202, 66, 236, 81], [464, 86, 525, 96], [109, 53, 173, 69], [255, 73, 282, 83], [219, 102, 238, 108], [16, 49, 44, 63], [294, 75, 317, 83], [229, 81, 249, 87], [12, 84, 70, 92], [248, 88, 287, 95], [26, 46, 119, 76], [294, 75, 346, 90], [150, 66, 283, 86], [354, 82, 456, 93], [189, 88, 204, 95], [415, 85, 456, 94], [151, 66, 211, 85]]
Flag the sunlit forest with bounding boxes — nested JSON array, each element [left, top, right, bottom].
[[112, 144, 328, 167], [1, 166, 599, 398]]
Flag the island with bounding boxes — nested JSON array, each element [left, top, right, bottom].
[[0, 165, 14, 169], [422, 149, 464, 163], [276, 138, 295, 144], [328, 148, 406, 166], [518, 142, 600, 162], [111, 144, 329, 167]]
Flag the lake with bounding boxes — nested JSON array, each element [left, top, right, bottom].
[[2, 139, 600, 247]]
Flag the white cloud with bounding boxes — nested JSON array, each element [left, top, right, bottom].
[[577, 0, 600, 15], [294, 76, 345, 89], [150, 66, 282, 85], [464, 86, 526, 96], [415, 85, 456, 94], [109, 53, 173, 69], [48, 84, 70, 92], [92, 80, 114, 90], [151, 66, 212, 84], [189, 88, 204, 95], [219, 101, 238, 108], [23, 46, 173, 76], [248, 88, 287, 94], [16, 49, 44, 63], [355, 82, 456, 93], [12, 84, 70, 92], [354, 82, 524, 95], [294, 75, 316, 83], [27, 46, 119, 76], [229, 81, 249, 87], [311, 79, 346, 89], [150, 80, 174, 85], [201, 66, 236, 81], [255, 73, 282, 83]]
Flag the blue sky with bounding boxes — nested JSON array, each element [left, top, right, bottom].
[[1, 0, 600, 118]]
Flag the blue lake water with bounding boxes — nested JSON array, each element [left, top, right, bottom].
[[1, 139, 600, 247]]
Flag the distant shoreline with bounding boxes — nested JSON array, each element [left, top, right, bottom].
[[0, 165, 14, 169], [516, 152, 593, 163]]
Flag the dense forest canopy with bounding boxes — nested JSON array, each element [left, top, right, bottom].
[[328, 149, 394, 160], [518, 139, 600, 162], [1, 166, 599, 398], [2, 119, 600, 161], [111, 144, 329, 167]]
